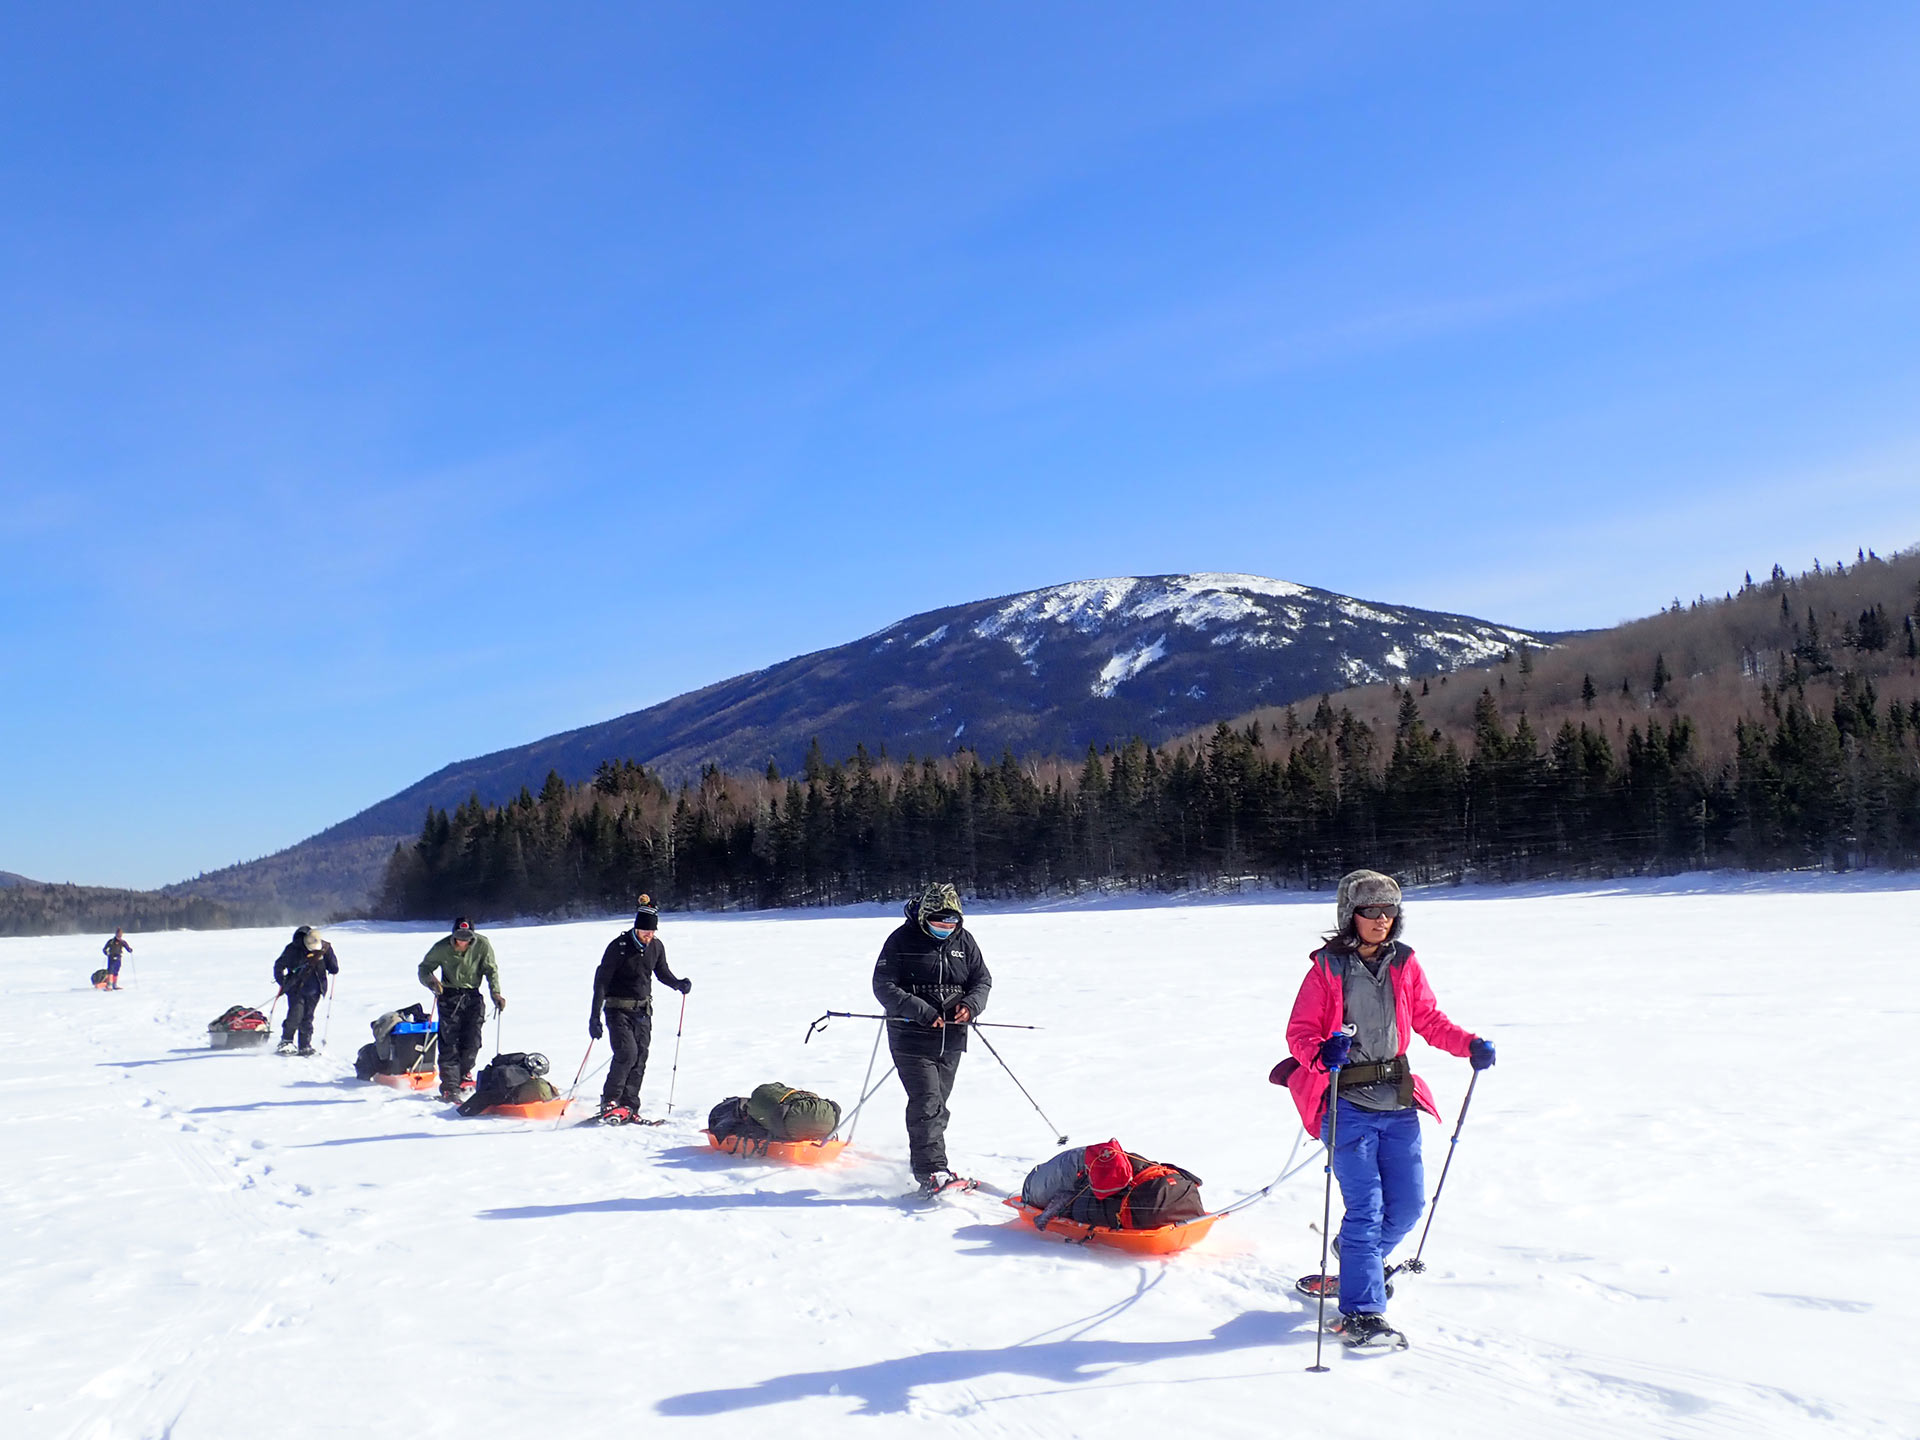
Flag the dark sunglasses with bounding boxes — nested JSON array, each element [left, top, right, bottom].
[[1354, 904, 1399, 920]]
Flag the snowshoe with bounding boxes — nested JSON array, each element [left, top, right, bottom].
[[276, 1041, 297, 1055], [595, 1104, 634, 1125], [912, 1171, 979, 1201], [1294, 1268, 1396, 1301], [297, 1046, 317, 1057], [1326, 1312, 1408, 1350]]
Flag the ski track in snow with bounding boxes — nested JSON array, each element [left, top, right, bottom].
[[4, 884, 1916, 1438]]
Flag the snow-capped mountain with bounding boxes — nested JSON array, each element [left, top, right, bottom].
[[371, 570, 1546, 818], [172, 573, 1548, 912]]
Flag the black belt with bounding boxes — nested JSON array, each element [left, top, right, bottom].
[[1337, 1056, 1414, 1106]]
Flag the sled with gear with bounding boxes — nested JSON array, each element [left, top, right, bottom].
[[703, 1085, 848, 1164], [207, 1005, 274, 1048], [1000, 1197, 1221, 1254], [91, 968, 114, 990], [480, 1095, 572, 1119], [1006, 1144, 1217, 1254], [705, 1131, 847, 1165], [458, 1051, 568, 1118], [354, 1005, 440, 1086]]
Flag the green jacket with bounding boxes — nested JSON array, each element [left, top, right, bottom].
[[419, 935, 501, 996]]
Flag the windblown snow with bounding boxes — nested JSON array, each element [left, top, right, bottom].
[[8, 880, 1911, 1438]]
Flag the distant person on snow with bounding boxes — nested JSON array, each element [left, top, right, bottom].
[[872, 882, 992, 1195], [272, 925, 339, 1055], [101, 928, 133, 989], [587, 894, 691, 1122], [419, 919, 504, 1101], [1282, 869, 1495, 1348]]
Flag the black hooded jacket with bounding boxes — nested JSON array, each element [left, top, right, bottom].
[[591, 930, 685, 1018], [273, 935, 338, 1000], [872, 915, 992, 1058]]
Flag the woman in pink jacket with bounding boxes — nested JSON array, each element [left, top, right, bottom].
[[1283, 870, 1495, 1347]]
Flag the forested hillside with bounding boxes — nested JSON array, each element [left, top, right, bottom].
[[376, 548, 1920, 918], [0, 883, 283, 939]]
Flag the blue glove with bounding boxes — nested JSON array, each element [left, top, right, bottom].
[[1469, 1037, 1496, 1070], [1319, 1032, 1352, 1070]]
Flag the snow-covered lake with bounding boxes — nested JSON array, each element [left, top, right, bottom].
[[5, 880, 1915, 1438]]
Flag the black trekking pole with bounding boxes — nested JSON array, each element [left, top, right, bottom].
[[834, 1020, 889, 1144], [555, 1038, 597, 1129], [320, 979, 336, 1050], [969, 1025, 1068, 1147], [1401, 1068, 1482, 1276], [805, 1009, 1041, 1043], [1308, 1055, 1347, 1374], [665, 992, 688, 1114]]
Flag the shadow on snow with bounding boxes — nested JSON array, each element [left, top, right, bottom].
[[478, 1188, 904, 1220], [656, 1307, 1312, 1416]]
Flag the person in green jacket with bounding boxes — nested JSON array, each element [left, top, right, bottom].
[[418, 917, 505, 1101]]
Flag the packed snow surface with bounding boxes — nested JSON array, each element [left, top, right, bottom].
[[6, 881, 1915, 1438]]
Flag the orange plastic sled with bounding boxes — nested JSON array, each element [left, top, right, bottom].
[[373, 1070, 439, 1091], [477, 1097, 573, 1120], [1002, 1198, 1221, 1255], [705, 1131, 848, 1166]]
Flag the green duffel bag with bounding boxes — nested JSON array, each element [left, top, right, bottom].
[[745, 1082, 843, 1142]]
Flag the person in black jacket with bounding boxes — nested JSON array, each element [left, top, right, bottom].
[[272, 925, 338, 1055], [588, 895, 690, 1120], [872, 881, 992, 1192]]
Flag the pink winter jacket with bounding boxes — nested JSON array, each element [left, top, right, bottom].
[[1282, 945, 1475, 1136]]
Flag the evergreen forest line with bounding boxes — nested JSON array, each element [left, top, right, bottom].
[[376, 674, 1920, 920]]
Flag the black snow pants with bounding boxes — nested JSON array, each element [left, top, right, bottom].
[[438, 988, 487, 1088], [603, 1007, 654, 1109], [282, 991, 321, 1048], [892, 1047, 963, 1179]]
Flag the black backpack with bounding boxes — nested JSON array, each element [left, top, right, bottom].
[[458, 1052, 552, 1115], [1064, 1153, 1206, 1229], [707, 1096, 771, 1141]]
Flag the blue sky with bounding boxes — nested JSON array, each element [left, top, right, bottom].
[[5, 3, 1920, 888]]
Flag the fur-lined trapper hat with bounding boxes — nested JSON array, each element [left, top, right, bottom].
[[1335, 870, 1402, 934]]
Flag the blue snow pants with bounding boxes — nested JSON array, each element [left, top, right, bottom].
[[1321, 1098, 1425, 1315]]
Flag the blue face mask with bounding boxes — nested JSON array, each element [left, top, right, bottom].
[[927, 917, 959, 939]]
